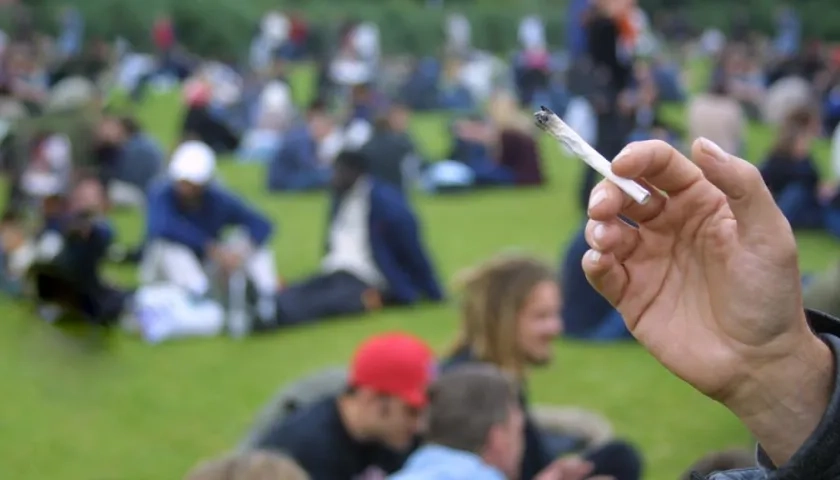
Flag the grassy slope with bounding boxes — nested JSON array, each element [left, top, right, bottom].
[[1, 65, 836, 480]]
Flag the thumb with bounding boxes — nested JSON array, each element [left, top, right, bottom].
[[691, 138, 791, 240]]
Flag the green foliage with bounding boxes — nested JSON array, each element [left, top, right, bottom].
[[15, 0, 840, 58], [18, 0, 564, 57]]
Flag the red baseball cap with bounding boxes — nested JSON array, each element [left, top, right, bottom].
[[349, 333, 436, 408]]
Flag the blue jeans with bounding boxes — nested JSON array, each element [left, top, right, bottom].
[[588, 310, 634, 341], [777, 184, 824, 230], [824, 208, 840, 239], [271, 270, 369, 328]]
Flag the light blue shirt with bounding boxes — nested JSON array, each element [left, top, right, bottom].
[[388, 445, 506, 480]]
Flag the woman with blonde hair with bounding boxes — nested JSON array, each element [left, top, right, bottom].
[[441, 253, 642, 480], [185, 450, 310, 480], [450, 90, 544, 188]]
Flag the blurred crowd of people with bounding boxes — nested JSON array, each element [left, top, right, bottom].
[[3, 0, 840, 479]]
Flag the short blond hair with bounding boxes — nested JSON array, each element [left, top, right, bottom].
[[184, 450, 310, 480]]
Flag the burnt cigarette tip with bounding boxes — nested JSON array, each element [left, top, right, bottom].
[[534, 107, 552, 126], [539, 105, 555, 115]]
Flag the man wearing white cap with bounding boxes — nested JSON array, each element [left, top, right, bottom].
[[142, 141, 278, 322]]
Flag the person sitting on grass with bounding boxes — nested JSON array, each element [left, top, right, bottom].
[[30, 176, 131, 326], [0, 208, 35, 297], [254, 150, 443, 332], [181, 79, 241, 153], [254, 332, 436, 479], [359, 102, 422, 192], [390, 364, 611, 480], [141, 141, 278, 324], [442, 254, 643, 480], [560, 222, 632, 342], [759, 108, 833, 232], [94, 114, 164, 209], [267, 99, 337, 192], [185, 450, 310, 480], [446, 91, 544, 189]]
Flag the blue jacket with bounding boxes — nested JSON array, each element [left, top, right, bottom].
[[147, 181, 273, 256], [327, 179, 443, 305], [560, 224, 617, 338], [268, 125, 328, 191], [113, 133, 165, 193], [389, 445, 506, 480]]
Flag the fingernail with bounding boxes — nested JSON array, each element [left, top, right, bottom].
[[614, 145, 632, 162], [585, 249, 602, 265], [699, 137, 728, 162], [592, 222, 607, 247], [589, 189, 607, 211]]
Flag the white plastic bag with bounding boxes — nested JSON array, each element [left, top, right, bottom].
[[132, 283, 225, 344]]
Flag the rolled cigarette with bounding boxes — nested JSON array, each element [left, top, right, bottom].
[[534, 106, 651, 205]]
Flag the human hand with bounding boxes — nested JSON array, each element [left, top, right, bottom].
[[362, 288, 382, 311], [208, 245, 243, 273], [582, 139, 833, 464]]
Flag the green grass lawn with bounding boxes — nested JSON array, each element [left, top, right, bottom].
[[1, 65, 838, 480]]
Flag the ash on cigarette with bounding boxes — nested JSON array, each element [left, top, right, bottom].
[[533, 106, 556, 128]]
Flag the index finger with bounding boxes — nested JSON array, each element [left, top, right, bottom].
[[611, 140, 705, 194]]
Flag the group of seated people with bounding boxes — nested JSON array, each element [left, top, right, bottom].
[[190, 254, 647, 480], [0, 85, 631, 345], [1, 122, 452, 342], [265, 83, 548, 195], [184, 237, 837, 480], [758, 106, 840, 238]]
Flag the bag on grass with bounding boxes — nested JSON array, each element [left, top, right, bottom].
[[238, 367, 348, 450], [132, 283, 225, 344]]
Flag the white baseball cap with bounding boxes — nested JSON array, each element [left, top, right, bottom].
[[169, 141, 216, 185]]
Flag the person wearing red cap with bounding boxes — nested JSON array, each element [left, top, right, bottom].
[[254, 332, 436, 479]]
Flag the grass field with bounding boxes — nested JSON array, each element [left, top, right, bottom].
[[2, 65, 838, 480]]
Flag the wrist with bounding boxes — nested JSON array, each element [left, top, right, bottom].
[[724, 328, 835, 467]]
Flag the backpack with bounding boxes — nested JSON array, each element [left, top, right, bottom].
[[238, 367, 349, 450]]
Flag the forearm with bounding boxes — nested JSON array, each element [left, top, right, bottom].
[[725, 330, 835, 467]]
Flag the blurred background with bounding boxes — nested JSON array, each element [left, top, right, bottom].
[[1, 0, 839, 479]]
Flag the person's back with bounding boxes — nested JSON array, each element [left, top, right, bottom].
[[498, 129, 543, 186], [255, 333, 434, 479], [389, 365, 523, 480], [360, 129, 414, 191], [115, 133, 164, 192], [760, 150, 819, 198], [687, 92, 744, 155], [254, 396, 358, 474]]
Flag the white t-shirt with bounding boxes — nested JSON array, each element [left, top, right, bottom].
[[321, 178, 386, 288]]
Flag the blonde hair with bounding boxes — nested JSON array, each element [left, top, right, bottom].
[[449, 254, 555, 377], [184, 451, 310, 480], [487, 91, 533, 134]]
